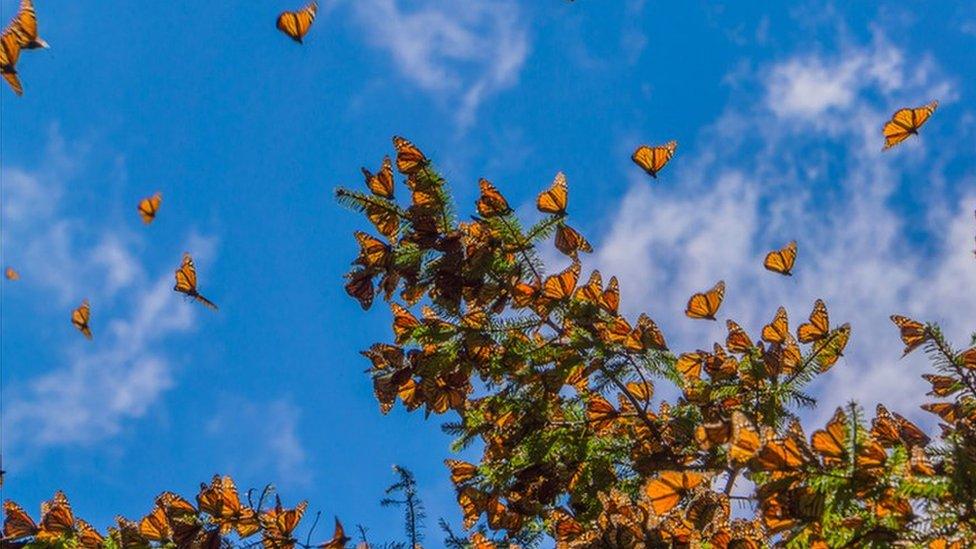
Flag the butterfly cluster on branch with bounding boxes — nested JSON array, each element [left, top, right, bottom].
[[331, 136, 975, 548]]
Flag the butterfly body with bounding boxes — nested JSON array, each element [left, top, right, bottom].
[[631, 141, 677, 178], [882, 101, 937, 150], [72, 299, 93, 340]]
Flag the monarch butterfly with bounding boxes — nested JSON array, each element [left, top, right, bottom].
[[353, 231, 391, 270], [644, 470, 705, 515], [445, 459, 478, 486], [882, 101, 938, 150], [6, 0, 48, 50], [71, 299, 92, 340], [685, 280, 725, 320], [626, 379, 654, 401], [3, 500, 38, 540], [752, 419, 815, 473], [344, 269, 374, 310], [890, 314, 928, 356], [196, 475, 259, 537], [811, 408, 848, 467], [457, 487, 486, 529], [259, 496, 308, 547], [586, 395, 619, 432], [554, 223, 592, 257], [923, 374, 959, 397], [631, 141, 677, 178], [5, 266, 19, 280], [549, 508, 584, 542], [725, 319, 753, 354], [635, 313, 667, 350], [759, 483, 823, 535], [174, 253, 218, 310], [797, 299, 829, 343], [761, 307, 789, 344], [729, 411, 761, 465], [37, 491, 75, 542], [871, 403, 930, 448], [361, 156, 395, 199], [601, 276, 620, 314], [541, 262, 580, 301], [138, 505, 171, 542], [276, 1, 317, 43], [676, 351, 705, 379], [1, 30, 23, 95], [390, 303, 419, 343], [763, 241, 797, 276], [475, 178, 510, 217], [536, 172, 568, 215], [76, 519, 105, 548], [958, 347, 976, 369], [137, 192, 162, 224], [392, 136, 429, 175]]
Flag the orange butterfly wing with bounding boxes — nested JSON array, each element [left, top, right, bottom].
[[276, 1, 318, 43], [685, 280, 725, 320], [631, 141, 677, 178], [882, 101, 937, 150], [797, 299, 829, 343], [392, 135, 429, 175], [71, 299, 92, 340], [361, 156, 395, 199], [137, 192, 162, 224], [763, 240, 797, 275], [536, 172, 568, 215]]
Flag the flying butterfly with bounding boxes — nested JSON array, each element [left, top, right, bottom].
[[890, 314, 928, 356], [361, 156, 394, 199], [763, 241, 797, 276], [554, 223, 592, 257], [882, 100, 938, 151], [71, 299, 93, 340], [631, 141, 677, 178], [5, 266, 19, 280], [174, 253, 218, 310], [475, 178, 510, 218], [685, 280, 725, 320], [137, 192, 162, 224], [537, 172, 568, 215], [276, 1, 318, 43], [392, 136, 429, 175]]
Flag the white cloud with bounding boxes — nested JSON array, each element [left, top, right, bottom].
[[205, 396, 312, 488], [593, 32, 975, 429], [1, 130, 217, 455], [350, 0, 529, 129]]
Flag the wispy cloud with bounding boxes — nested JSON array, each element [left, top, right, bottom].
[[1, 130, 217, 456], [593, 31, 974, 428], [205, 395, 312, 489], [350, 0, 529, 129]]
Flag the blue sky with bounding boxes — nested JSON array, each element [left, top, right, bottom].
[[1, 0, 975, 545]]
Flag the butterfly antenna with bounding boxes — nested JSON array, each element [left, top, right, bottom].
[[304, 510, 322, 548]]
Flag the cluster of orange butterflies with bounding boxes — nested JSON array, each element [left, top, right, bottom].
[[1, 1, 318, 97], [2, 475, 350, 549]]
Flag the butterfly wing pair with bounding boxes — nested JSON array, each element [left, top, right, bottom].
[[72, 299, 92, 340], [5, 266, 19, 280], [632, 141, 677, 178], [174, 253, 218, 310], [764, 241, 797, 276], [137, 192, 162, 224], [882, 101, 937, 150], [276, 1, 317, 43], [685, 280, 725, 320], [1, 0, 49, 96]]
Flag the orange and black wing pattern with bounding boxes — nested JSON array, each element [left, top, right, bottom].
[[631, 140, 677, 178], [71, 299, 93, 340], [685, 280, 725, 320], [6, 0, 48, 50], [882, 100, 937, 150], [276, 1, 318, 43], [537, 172, 568, 215], [137, 192, 162, 224], [174, 253, 218, 310], [763, 240, 797, 276], [392, 136, 429, 175], [0, 30, 23, 96]]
